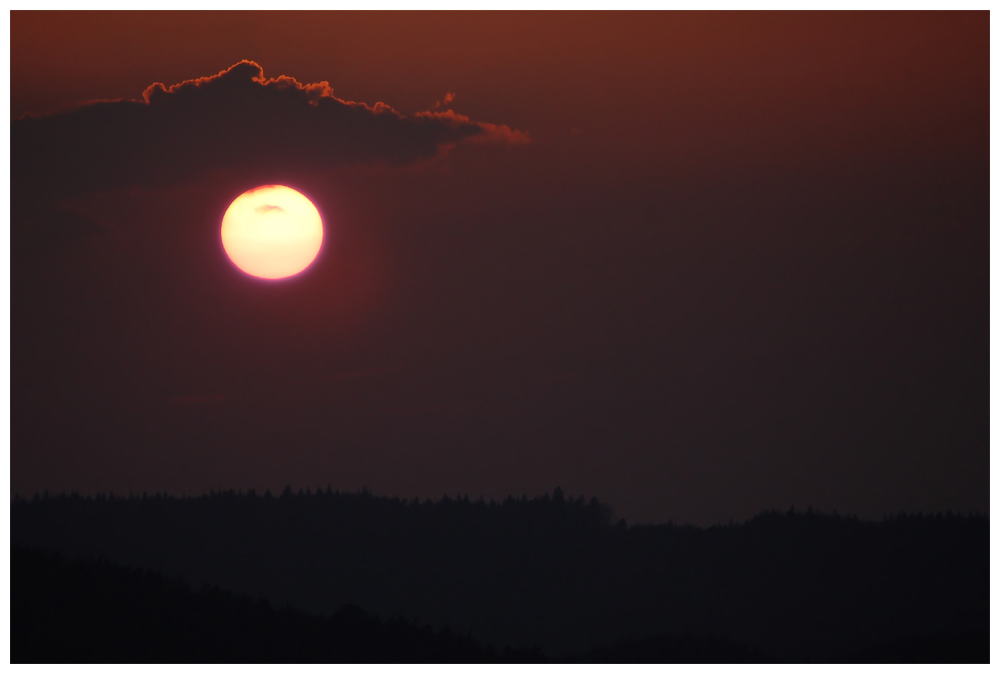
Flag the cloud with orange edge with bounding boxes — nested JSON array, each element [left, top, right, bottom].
[[12, 60, 530, 209]]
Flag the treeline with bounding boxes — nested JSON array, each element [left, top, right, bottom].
[[12, 486, 616, 532], [11, 489, 988, 662], [12, 485, 983, 528]]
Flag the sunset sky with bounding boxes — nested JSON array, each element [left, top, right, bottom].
[[11, 11, 988, 525]]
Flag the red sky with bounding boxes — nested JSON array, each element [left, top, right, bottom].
[[11, 11, 988, 524]]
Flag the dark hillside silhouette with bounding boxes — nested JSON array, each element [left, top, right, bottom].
[[14, 547, 787, 663], [11, 490, 988, 662], [12, 547, 519, 663]]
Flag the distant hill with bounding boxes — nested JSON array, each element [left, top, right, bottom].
[[11, 489, 988, 662]]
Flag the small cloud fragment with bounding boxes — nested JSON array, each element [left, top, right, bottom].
[[416, 109, 531, 146], [431, 91, 457, 110], [255, 204, 284, 214]]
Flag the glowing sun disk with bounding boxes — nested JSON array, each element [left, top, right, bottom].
[[221, 185, 324, 279]]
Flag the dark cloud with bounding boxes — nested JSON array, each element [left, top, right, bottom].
[[11, 60, 527, 208], [255, 204, 284, 214]]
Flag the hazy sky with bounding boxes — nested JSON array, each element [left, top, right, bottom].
[[11, 11, 988, 524]]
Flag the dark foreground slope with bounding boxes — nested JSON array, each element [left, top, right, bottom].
[[15, 547, 778, 663], [13, 547, 506, 663], [11, 490, 988, 662], [12, 547, 984, 664]]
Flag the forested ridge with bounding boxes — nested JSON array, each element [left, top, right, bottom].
[[12, 489, 988, 662]]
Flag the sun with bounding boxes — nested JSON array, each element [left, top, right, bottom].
[[221, 185, 324, 280]]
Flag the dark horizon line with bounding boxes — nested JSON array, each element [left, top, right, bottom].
[[11, 486, 989, 527]]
